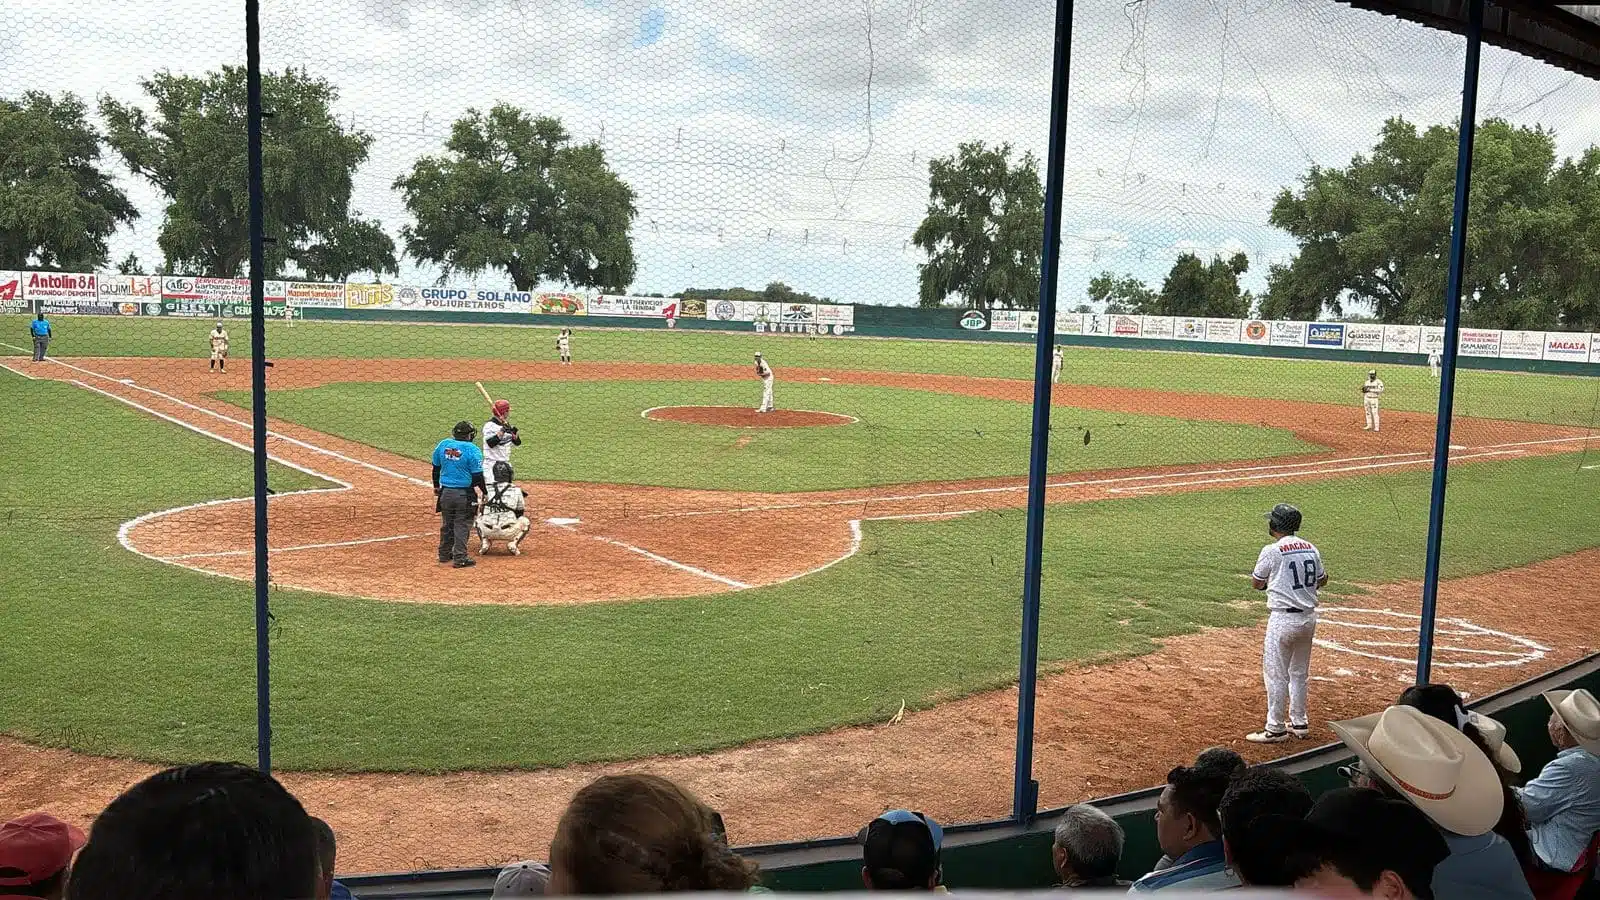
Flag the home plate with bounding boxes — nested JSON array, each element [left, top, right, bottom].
[[546, 517, 581, 526]]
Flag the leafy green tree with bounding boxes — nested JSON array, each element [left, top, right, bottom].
[[100, 67, 395, 279], [1158, 252, 1251, 318], [397, 105, 636, 291], [1544, 148, 1600, 330], [0, 91, 136, 270], [1088, 271, 1158, 314], [912, 141, 1043, 308]]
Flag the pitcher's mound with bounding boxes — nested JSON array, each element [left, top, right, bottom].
[[643, 406, 857, 428]]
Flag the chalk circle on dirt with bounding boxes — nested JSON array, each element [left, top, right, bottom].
[[1314, 606, 1550, 669], [642, 406, 858, 428]]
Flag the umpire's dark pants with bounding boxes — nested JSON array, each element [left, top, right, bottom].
[[437, 487, 477, 562], [32, 336, 48, 361]]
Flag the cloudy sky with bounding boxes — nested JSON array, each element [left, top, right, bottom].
[[4, 0, 1600, 308]]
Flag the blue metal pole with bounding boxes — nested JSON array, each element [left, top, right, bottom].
[[1013, 0, 1075, 824], [1416, 0, 1483, 685], [246, 0, 272, 771]]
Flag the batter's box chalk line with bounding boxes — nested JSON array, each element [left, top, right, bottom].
[[1314, 606, 1551, 669]]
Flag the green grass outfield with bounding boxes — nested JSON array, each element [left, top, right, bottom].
[[6, 314, 1598, 427], [223, 381, 1316, 491], [3, 366, 1596, 771]]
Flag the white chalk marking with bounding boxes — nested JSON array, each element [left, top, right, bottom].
[[1315, 606, 1549, 668], [1107, 449, 1523, 494], [0, 361, 39, 379], [584, 534, 751, 589], [1582, 465, 1598, 471], [545, 517, 582, 526], [763, 520, 864, 588], [163, 532, 428, 561], [639, 404, 859, 426], [862, 509, 979, 521]]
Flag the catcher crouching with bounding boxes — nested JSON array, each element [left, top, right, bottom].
[[476, 461, 531, 555]]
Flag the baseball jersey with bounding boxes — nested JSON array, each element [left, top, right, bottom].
[[557, 334, 571, 352], [1428, 351, 1441, 366], [1253, 536, 1326, 612], [431, 438, 482, 488], [1363, 378, 1385, 400], [756, 359, 772, 378], [482, 419, 514, 469], [210, 329, 229, 349]]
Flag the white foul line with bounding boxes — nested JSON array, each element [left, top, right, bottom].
[[163, 532, 430, 561], [0, 361, 39, 379], [582, 533, 751, 589], [1106, 449, 1524, 494]]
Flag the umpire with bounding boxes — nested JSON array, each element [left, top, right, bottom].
[[431, 420, 486, 568]]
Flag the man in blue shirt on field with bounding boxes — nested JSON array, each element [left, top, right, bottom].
[[28, 313, 51, 362], [432, 421, 485, 568]]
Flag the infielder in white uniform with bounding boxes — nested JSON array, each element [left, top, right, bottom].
[[754, 352, 774, 413], [208, 322, 229, 372], [556, 328, 572, 365], [1051, 345, 1063, 384], [1248, 503, 1327, 744], [1427, 349, 1441, 378], [1361, 370, 1385, 431], [481, 399, 521, 479], [476, 460, 531, 555]]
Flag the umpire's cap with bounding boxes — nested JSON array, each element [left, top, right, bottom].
[[1267, 503, 1303, 534], [452, 420, 476, 440]]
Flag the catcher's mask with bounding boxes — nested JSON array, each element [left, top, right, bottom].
[[493, 461, 514, 483], [452, 420, 476, 440]]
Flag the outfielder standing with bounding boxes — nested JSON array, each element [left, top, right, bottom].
[[1248, 503, 1327, 744], [1051, 345, 1064, 384], [556, 328, 572, 365], [1427, 348, 1442, 378], [481, 399, 521, 480], [208, 322, 230, 372], [431, 421, 485, 568], [754, 352, 774, 413], [1361, 369, 1385, 431]]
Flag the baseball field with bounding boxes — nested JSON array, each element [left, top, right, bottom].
[[2, 314, 1598, 870]]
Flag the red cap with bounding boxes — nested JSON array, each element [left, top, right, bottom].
[[493, 400, 511, 417], [0, 814, 86, 886]]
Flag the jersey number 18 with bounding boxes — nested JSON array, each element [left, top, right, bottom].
[[1288, 559, 1319, 590]]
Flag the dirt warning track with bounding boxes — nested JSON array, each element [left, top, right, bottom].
[[20, 355, 1597, 606]]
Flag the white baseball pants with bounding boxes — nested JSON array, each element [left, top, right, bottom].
[[1364, 398, 1381, 431], [1051, 360, 1062, 384], [759, 375, 774, 412], [1263, 609, 1317, 731]]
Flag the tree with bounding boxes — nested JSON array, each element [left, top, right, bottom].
[[1088, 271, 1157, 314], [912, 141, 1043, 309], [397, 105, 636, 291], [1157, 252, 1251, 318], [0, 91, 136, 270], [100, 66, 396, 279], [115, 252, 143, 275]]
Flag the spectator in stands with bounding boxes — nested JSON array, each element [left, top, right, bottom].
[[1398, 683, 1535, 868], [492, 861, 551, 898], [860, 810, 945, 892], [547, 774, 759, 894], [310, 817, 355, 900], [1050, 804, 1128, 889], [1518, 689, 1600, 873], [1332, 705, 1534, 899], [1282, 787, 1451, 898], [1150, 748, 1244, 871], [0, 813, 85, 900], [1217, 766, 1314, 886], [1128, 763, 1239, 892], [65, 761, 320, 900]]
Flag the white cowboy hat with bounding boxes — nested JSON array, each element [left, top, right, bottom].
[[1466, 712, 1522, 774], [1331, 704, 1503, 836], [1544, 689, 1600, 755]]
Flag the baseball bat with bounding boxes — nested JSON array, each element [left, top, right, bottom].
[[475, 381, 494, 409]]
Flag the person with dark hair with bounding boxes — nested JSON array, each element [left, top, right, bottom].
[[65, 761, 320, 900], [860, 810, 943, 891], [1151, 749, 1246, 871], [1217, 766, 1314, 886], [1050, 804, 1127, 889], [0, 813, 85, 900], [310, 817, 355, 900], [547, 773, 759, 894], [1397, 683, 1535, 869], [431, 420, 486, 568], [1283, 787, 1451, 898], [28, 313, 50, 362], [1247, 503, 1327, 744], [1129, 764, 1239, 892]]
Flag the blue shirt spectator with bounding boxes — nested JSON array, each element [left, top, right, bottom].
[[431, 438, 482, 488], [1520, 689, 1600, 872], [29, 317, 50, 337], [331, 879, 356, 900], [1435, 830, 1534, 899], [1127, 840, 1236, 893]]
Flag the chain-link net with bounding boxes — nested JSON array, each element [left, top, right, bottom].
[[1, 0, 1597, 880]]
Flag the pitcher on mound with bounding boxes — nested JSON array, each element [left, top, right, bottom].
[[754, 352, 774, 413]]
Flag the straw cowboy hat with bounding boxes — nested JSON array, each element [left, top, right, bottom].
[[1467, 712, 1522, 774], [1331, 704, 1503, 836], [1545, 689, 1600, 755]]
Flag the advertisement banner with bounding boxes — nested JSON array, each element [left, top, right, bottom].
[[40, 297, 134, 316], [1420, 327, 1446, 354], [1382, 325, 1421, 354], [1205, 318, 1243, 343], [285, 281, 345, 308], [0, 270, 25, 313], [678, 298, 706, 319], [1111, 315, 1143, 337], [587, 294, 679, 318], [1498, 330, 1545, 360], [707, 299, 744, 322], [778, 303, 816, 324], [394, 285, 534, 313], [24, 271, 96, 300], [746, 301, 781, 324], [1175, 317, 1205, 340], [1053, 313, 1084, 335], [1240, 320, 1270, 345], [1018, 310, 1041, 333], [98, 274, 161, 301], [154, 299, 221, 318], [990, 310, 1022, 333], [1344, 323, 1385, 352], [1142, 316, 1176, 339], [815, 304, 854, 326], [1458, 329, 1502, 358], [1270, 321, 1309, 346], [1306, 322, 1346, 348], [345, 282, 395, 310], [956, 308, 988, 331], [533, 292, 589, 315], [1083, 313, 1111, 337], [1591, 334, 1600, 364], [1543, 333, 1592, 363], [220, 301, 288, 319], [162, 276, 249, 303]]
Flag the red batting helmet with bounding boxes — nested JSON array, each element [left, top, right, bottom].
[[493, 400, 511, 418]]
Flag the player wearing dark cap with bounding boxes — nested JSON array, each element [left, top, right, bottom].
[[1247, 503, 1327, 744], [859, 809, 943, 891], [431, 421, 486, 568]]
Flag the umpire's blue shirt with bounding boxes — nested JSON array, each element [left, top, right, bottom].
[[431, 439, 482, 488], [29, 319, 50, 337]]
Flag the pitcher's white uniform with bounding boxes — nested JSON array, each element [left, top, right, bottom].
[[1427, 349, 1441, 378], [1051, 345, 1063, 384], [755, 354, 774, 413], [1362, 373, 1385, 431], [1252, 534, 1325, 734]]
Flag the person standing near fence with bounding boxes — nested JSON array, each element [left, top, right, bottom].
[[432, 420, 485, 569], [1247, 503, 1326, 744], [28, 313, 50, 362]]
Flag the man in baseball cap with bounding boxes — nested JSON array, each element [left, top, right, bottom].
[[1281, 787, 1450, 898], [859, 809, 943, 891], [0, 813, 85, 900]]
